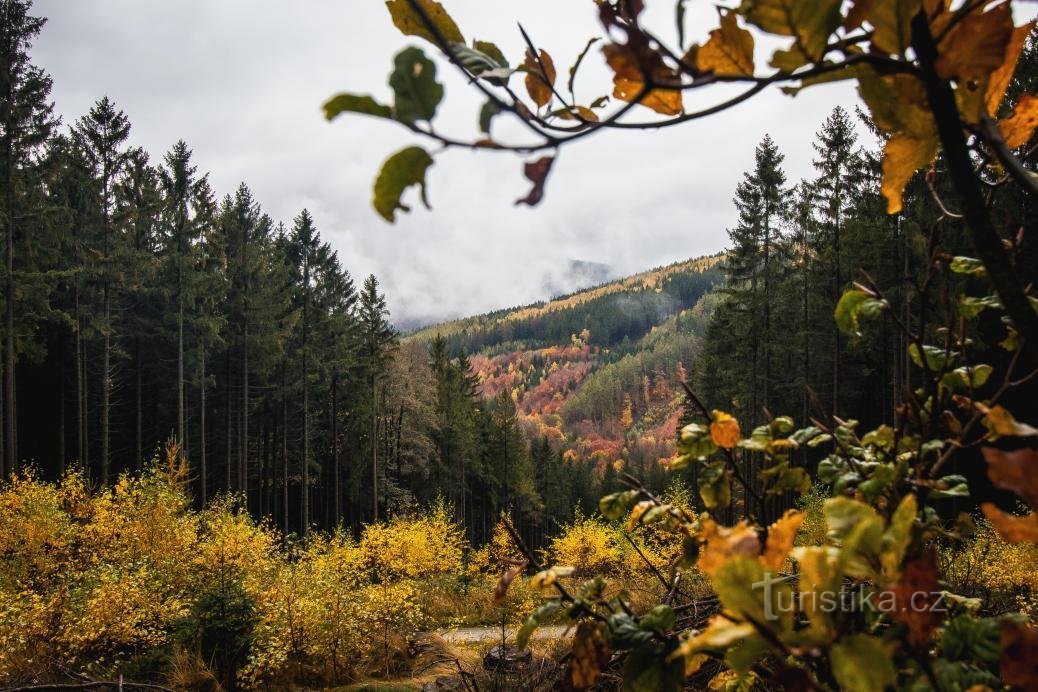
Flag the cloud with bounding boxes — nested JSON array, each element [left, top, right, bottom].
[[32, 0, 900, 326]]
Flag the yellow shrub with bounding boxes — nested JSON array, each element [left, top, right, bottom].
[[358, 501, 465, 580], [944, 517, 1038, 594], [546, 511, 627, 575]]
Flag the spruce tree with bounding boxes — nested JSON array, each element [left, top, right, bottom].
[[0, 0, 57, 475], [74, 97, 130, 484]]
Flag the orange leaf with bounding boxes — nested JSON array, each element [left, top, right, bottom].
[[934, 1, 1013, 82], [710, 410, 741, 449], [697, 10, 755, 77], [697, 518, 761, 577], [982, 446, 1038, 508], [602, 43, 683, 116], [997, 93, 1038, 149], [1001, 620, 1038, 687], [880, 132, 938, 214], [523, 48, 556, 109], [985, 21, 1035, 115], [981, 503, 1038, 543], [760, 509, 805, 570]]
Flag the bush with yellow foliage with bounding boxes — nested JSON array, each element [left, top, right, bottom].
[[0, 445, 471, 689]]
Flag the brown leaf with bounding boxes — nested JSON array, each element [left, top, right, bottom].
[[761, 509, 805, 570], [1001, 620, 1038, 688], [934, 1, 1013, 82], [983, 447, 1038, 507], [997, 93, 1038, 149], [601, 41, 683, 116], [843, 0, 875, 31], [697, 10, 755, 77], [891, 551, 940, 647], [493, 563, 525, 602], [524, 48, 557, 109], [880, 132, 939, 214], [565, 621, 611, 690], [981, 503, 1038, 543], [515, 156, 555, 207], [985, 21, 1035, 115]]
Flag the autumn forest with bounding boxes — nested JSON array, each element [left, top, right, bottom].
[[4, 0, 1038, 690]]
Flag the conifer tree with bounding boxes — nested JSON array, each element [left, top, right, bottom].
[[0, 0, 57, 475], [74, 96, 130, 484]]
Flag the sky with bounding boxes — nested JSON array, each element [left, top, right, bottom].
[[31, 0, 940, 327]]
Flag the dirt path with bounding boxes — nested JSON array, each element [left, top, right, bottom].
[[434, 624, 571, 644]]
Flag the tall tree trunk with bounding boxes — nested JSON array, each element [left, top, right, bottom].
[[372, 378, 378, 522], [332, 373, 340, 527], [58, 348, 65, 475], [177, 281, 184, 446], [225, 350, 233, 492], [241, 321, 248, 503], [2, 116, 14, 478], [200, 346, 207, 504], [135, 336, 142, 468], [302, 339, 309, 535], [281, 365, 289, 536], [101, 283, 110, 485]]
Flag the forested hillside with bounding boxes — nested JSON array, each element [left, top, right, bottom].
[[409, 255, 722, 517]]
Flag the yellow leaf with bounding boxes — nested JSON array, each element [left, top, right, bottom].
[[760, 509, 804, 570], [791, 546, 842, 643], [697, 10, 755, 77], [523, 48, 556, 109], [626, 500, 653, 531], [710, 410, 741, 449], [385, 0, 464, 46], [697, 519, 761, 577], [739, 0, 843, 70], [986, 21, 1035, 115], [982, 404, 1038, 440], [997, 94, 1038, 148], [602, 43, 683, 116], [867, 0, 921, 56], [880, 132, 939, 214], [567, 621, 611, 689], [934, 1, 1013, 83]]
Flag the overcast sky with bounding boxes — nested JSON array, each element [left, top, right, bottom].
[[33, 1, 1032, 327]]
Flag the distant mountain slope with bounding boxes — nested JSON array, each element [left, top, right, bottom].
[[406, 253, 725, 473], [407, 254, 723, 353]]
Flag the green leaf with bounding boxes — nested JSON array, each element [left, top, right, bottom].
[[389, 46, 444, 124], [931, 474, 969, 498], [609, 612, 654, 648], [639, 605, 676, 634], [941, 364, 994, 391], [699, 461, 731, 510], [830, 634, 896, 692], [385, 0, 464, 46], [941, 614, 1001, 664], [372, 146, 435, 222], [959, 294, 1001, 319], [517, 600, 562, 649], [835, 289, 888, 337], [678, 422, 718, 458], [451, 42, 512, 85], [478, 99, 502, 134], [908, 343, 958, 371], [599, 490, 639, 520], [322, 93, 393, 121], [622, 643, 684, 692], [950, 256, 987, 276], [474, 40, 509, 68]]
